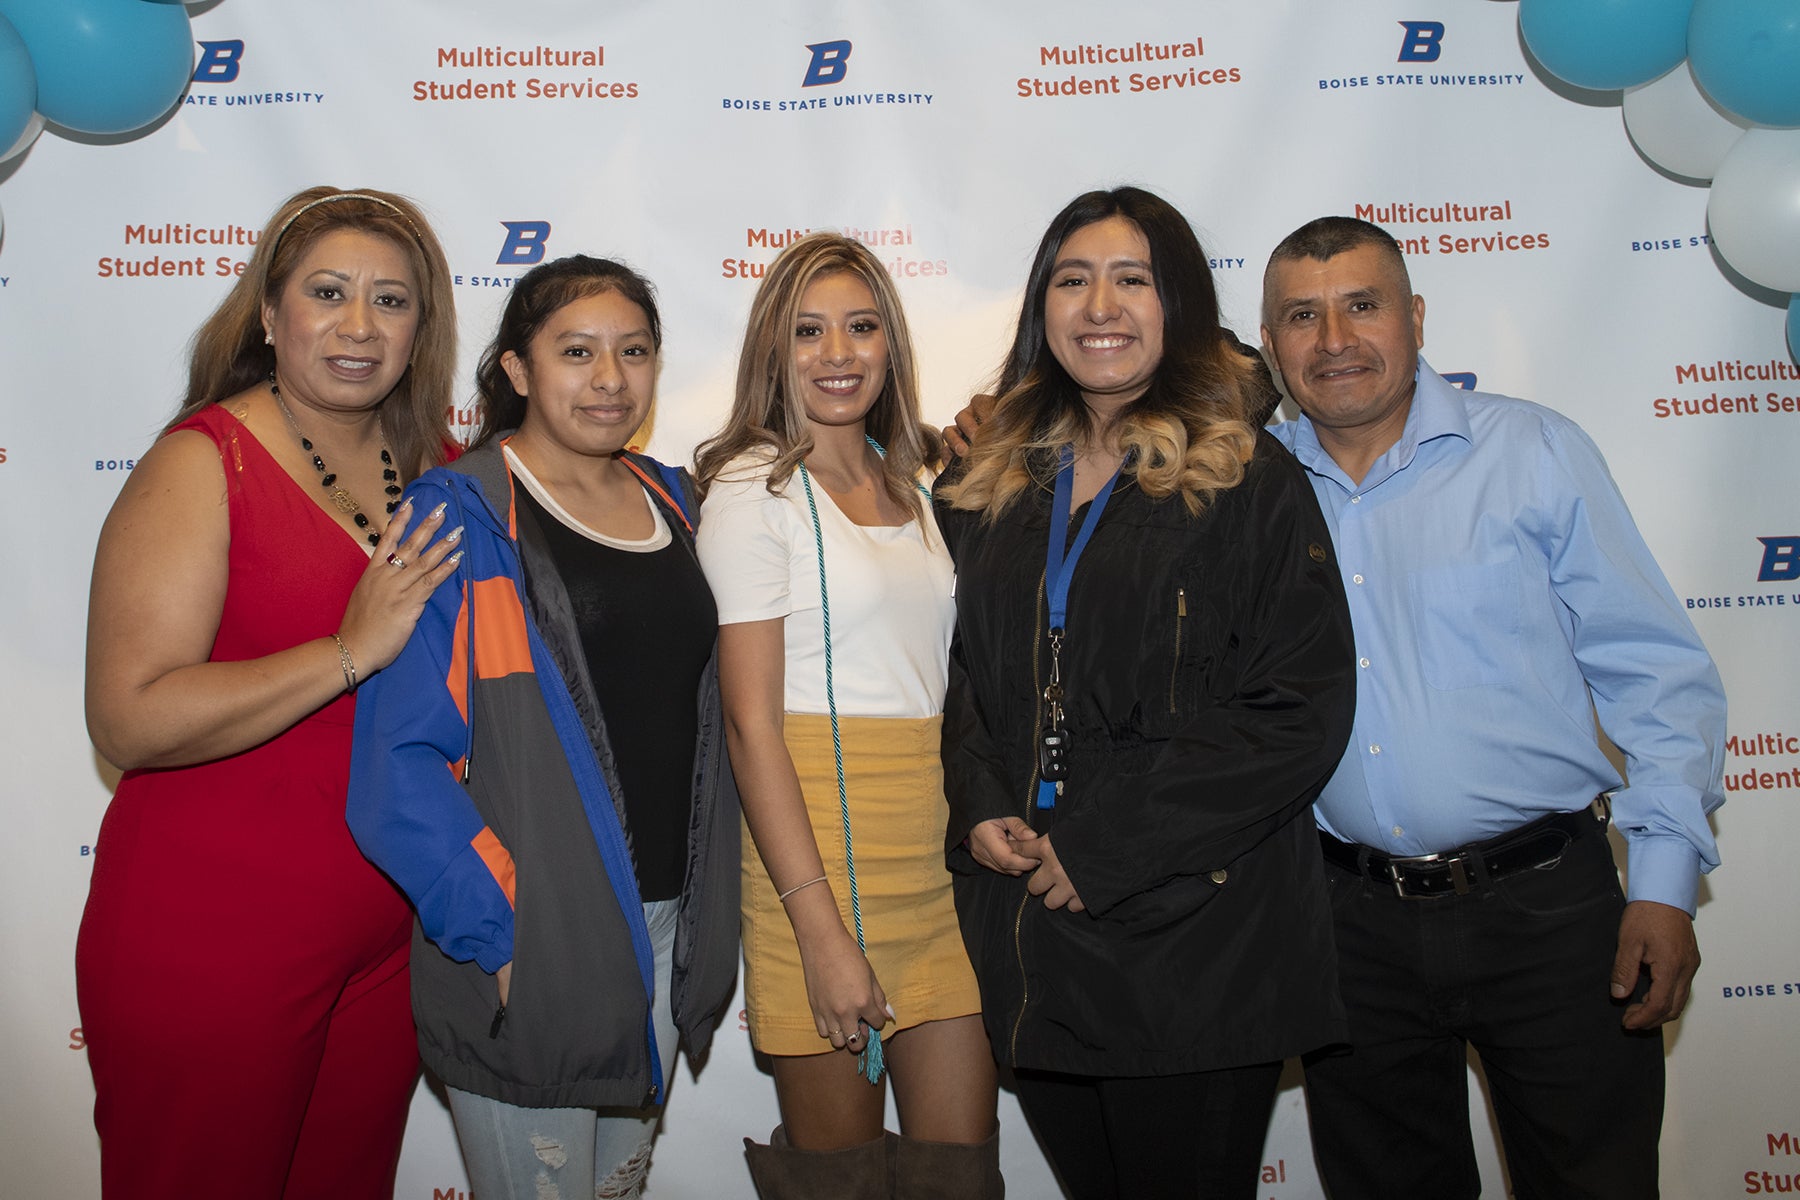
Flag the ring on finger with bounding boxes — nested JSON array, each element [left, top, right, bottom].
[[386, 553, 407, 570]]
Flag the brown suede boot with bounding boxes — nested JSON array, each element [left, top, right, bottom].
[[893, 1129, 1004, 1199], [743, 1125, 893, 1199]]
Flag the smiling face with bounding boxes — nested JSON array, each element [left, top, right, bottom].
[[792, 270, 890, 432], [502, 288, 657, 464], [1261, 242, 1426, 462], [1042, 215, 1166, 426], [262, 229, 420, 415]]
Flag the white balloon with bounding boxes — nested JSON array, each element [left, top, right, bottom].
[[1708, 128, 1800, 292], [1624, 62, 1749, 182], [0, 110, 43, 163]]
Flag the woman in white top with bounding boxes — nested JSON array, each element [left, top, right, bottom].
[[695, 233, 1000, 1200]]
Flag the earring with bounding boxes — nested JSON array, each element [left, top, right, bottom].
[[264, 331, 273, 345]]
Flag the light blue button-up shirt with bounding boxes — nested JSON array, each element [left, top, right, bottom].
[[1273, 360, 1725, 913]]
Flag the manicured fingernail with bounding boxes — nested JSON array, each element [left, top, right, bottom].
[[448, 550, 464, 566], [430, 501, 447, 519], [445, 525, 463, 545]]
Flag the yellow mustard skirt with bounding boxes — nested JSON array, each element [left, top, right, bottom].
[[742, 713, 982, 1055]]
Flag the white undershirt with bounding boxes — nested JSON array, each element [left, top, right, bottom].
[[504, 444, 670, 553]]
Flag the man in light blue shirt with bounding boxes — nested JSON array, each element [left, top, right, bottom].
[[1262, 216, 1725, 1200]]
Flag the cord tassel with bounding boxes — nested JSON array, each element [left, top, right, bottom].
[[858, 1027, 885, 1084]]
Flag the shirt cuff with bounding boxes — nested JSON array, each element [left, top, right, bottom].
[[1623, 835, 1703, 916]]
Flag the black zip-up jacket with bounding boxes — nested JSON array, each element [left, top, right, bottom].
[[936, 432, 1355, 1076]]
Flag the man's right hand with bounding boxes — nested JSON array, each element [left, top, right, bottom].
[[942, 393, 996, 458]]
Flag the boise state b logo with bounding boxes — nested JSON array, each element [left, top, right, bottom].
[[498, 221, 552, 266], [192, 40, 245, 84], [803, 40, 852, 87], [1397, 21, 1445, 63], [1758, 537, 1800, 583]]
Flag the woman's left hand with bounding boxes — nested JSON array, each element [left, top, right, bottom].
[[1019, 834, 1085, 912]]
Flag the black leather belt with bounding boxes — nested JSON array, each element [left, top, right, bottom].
[[1320, 796, 1610, 899]]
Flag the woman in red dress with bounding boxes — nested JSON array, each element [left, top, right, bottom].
[[78, 187, 462, 1199]]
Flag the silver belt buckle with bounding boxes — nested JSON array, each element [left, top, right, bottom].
[[1385, 850, 1473, 899]]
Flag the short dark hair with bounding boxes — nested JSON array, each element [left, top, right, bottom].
[[469, 255, 663, 450], [1265, 216, 1410, 285], [1263, 216, 1413, 327]]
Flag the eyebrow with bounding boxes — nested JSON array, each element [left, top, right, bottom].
[[1052, 256, 1153, 273], [304, 267, 413, 289], [795, 308, 881, 320], [554, 326, 652, 341], [1274, 285, 1385, 317]]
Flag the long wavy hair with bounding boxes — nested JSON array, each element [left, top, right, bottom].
[[170, 186, 457, 480], [940, 187, 1257, 518], [467, 255, 664, 452], [694, 232, 940, 524]]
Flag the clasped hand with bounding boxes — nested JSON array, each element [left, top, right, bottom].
[[969, 817, 1085, 912]]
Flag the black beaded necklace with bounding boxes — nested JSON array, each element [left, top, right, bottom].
[[270, 379, 401, 545]]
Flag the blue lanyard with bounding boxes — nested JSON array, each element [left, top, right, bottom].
[[1045, 445, 1121, 632], [1036, 446, 1121, 808]]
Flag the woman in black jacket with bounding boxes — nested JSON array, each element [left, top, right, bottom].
[[935, 187, 1356, 1199]]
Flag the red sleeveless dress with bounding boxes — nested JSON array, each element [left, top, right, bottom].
[[76, 405, 418, 1199]]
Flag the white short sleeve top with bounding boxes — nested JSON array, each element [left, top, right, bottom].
[[696, 452, 955, 719]]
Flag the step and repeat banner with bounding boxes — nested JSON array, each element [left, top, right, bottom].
[[2, 2, 1795, 1197]]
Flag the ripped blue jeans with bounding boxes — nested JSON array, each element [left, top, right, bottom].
[[446, 898, 680, 1200]]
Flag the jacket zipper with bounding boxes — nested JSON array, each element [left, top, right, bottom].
[[1010, 571, 1048, 1061], [1168, 586, 1187, 714]]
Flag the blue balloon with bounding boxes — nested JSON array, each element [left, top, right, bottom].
[[1789, 295, 1800, 364], [1690, 0, 1800, 128], [0, 0, 192, 135], [0, 14, 35, 152], [1519, 0, 1694, 92]]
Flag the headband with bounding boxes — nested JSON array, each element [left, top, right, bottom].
[[267, 192, 427, 259]]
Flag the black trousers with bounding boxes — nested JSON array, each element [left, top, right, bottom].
[[1302, 826, 1666, 1199], [1013, 1060, 1283, 1200]]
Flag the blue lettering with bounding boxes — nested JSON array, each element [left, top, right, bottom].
[[193, 40, 245, 84], [497, 221, 551, 266], [1398, 21, 1445, 64], [802, 40, 852, 87], [1757, 536, 1800, 583]]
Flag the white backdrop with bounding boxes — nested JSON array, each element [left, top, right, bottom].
[[2, 3, 1795, 1197]]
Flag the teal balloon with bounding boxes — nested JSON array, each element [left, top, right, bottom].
[[0, 13, 34, 152], [1789, 295, 1800, 363], [1519, 0, 1694, 91], [1689, 0, 1800, 128], [0, 0, 193, 135]]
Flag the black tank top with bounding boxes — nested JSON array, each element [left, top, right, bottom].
[[515, 479, 716, 900]]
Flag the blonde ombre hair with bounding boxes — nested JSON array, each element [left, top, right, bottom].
[[695, 233, 940, 522], [940, 188, 1256, 518]]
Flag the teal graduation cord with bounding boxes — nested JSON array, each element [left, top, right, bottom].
[[793, 437, 931, 1085]]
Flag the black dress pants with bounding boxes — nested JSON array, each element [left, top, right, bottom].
[[1013, 1059, 1283, 1199], [1302, 826, 1666, 1199]]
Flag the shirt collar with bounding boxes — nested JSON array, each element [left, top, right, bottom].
[[1288, 356, 1472, 492]]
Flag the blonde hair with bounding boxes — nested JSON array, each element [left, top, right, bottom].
[[940, 188, 1256, 518], [172, 186, 457, 480], [695, 233, 940, 522]]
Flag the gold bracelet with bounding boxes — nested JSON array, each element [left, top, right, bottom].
[[777, 875, 827, 903], [332, 634, 358, 693]]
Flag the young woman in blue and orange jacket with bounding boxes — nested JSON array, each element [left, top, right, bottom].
[[347, 255, 738, 1199]]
